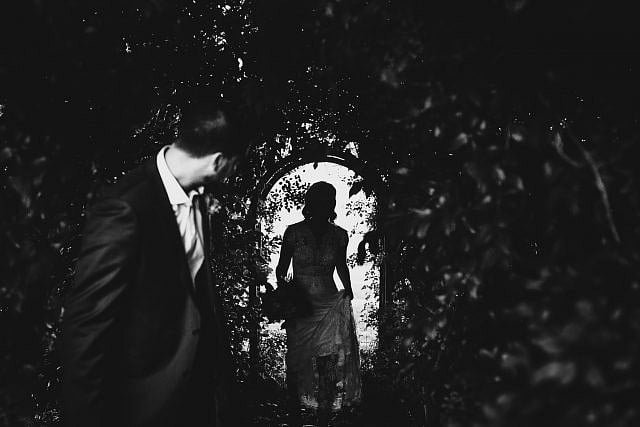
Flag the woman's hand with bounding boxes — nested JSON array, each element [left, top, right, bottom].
[[336, 232, 353, 301]]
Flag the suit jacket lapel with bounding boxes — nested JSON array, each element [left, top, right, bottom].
[[143, 158, 195, 297]]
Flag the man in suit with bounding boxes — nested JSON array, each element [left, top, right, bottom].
[[61, 100, 249, 426]]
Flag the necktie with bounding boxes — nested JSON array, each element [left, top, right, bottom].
[[179, 192, 204, 285], [192, 193, 208, 256]]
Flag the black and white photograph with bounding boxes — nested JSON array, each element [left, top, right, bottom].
[[1, 1, 639, 426]]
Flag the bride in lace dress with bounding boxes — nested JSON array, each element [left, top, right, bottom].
[[275, 181, 362, 426]]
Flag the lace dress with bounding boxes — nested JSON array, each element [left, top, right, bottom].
[[283, 221, 362, 411]]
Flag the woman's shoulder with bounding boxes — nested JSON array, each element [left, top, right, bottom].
[[284, 221, 305, 238], [287, 220, 307, 231], [331, 224, 349, 244], [331, 223, 348, 234]]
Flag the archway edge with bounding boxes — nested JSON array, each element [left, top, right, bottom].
[[255, 149, 382, 200], [242, 149, 387, 379]]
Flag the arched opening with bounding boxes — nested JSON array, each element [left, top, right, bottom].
[[244, 150, 387, 380], [256, 162, 379, 383]]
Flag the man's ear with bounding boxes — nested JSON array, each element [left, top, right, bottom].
[[209, 152, 226, 173]]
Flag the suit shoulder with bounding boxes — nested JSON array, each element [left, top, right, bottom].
[[93, 163, 154, 210]]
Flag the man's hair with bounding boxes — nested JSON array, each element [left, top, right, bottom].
[[175, 99, 249, 158]]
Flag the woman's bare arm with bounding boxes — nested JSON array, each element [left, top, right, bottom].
[[336, 237, 354, 299], [276, 229, 293, 285]]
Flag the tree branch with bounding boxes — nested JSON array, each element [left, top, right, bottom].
[[562, 125, 621, 244], [538, 94, 621, 244]]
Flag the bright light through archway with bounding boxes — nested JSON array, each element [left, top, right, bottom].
[[260, 162, 378, 350]]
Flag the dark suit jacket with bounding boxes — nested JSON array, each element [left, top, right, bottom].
[[61, 158, 232, 427]]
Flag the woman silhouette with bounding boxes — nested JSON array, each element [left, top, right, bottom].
[[276, 181, 362, 426]]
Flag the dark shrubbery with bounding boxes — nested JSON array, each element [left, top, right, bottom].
[[2, 1, 639, 425]]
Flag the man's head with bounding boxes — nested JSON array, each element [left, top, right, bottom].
[[174, 99, 249, 184]]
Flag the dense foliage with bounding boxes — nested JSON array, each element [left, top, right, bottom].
[[2, 0, 640, 425], [295, 3, 640, 425]]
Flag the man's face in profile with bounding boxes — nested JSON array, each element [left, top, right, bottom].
[[204, 153, 240, 184], [219, 155, 239, 181]]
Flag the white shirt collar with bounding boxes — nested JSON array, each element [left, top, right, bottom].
[[156, 146, 203, 206]]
